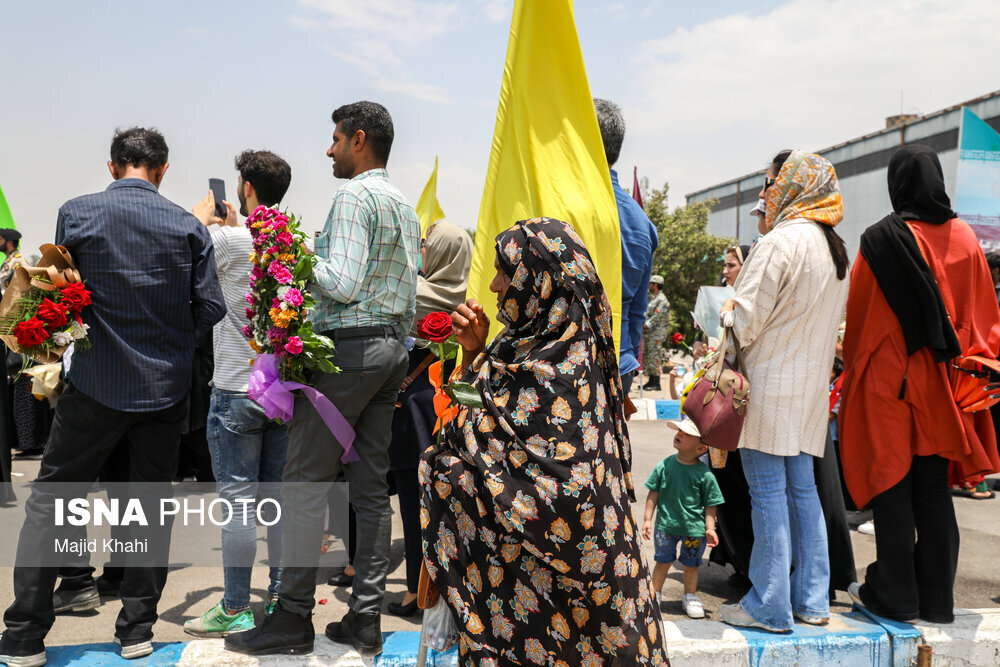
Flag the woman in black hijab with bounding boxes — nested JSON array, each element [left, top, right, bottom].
[[841, 144, 1000, 624]]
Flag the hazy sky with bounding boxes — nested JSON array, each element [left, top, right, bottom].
[[3, 0, 1000, 258]]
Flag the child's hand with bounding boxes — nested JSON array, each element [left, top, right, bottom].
[[706, 528, 719, 548], [642, 520, 652, 541]]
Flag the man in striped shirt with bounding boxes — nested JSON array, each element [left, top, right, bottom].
[[227, 102, 419, 658], [0, 127, 225, 666], [185, 150, 292, 638]]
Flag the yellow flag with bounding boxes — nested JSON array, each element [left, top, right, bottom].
[[469, 0, 622, 351], [416, 156, 446, 236]]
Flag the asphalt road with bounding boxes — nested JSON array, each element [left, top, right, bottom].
[[0, 419, 997, 646]]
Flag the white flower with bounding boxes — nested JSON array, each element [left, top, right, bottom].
[[70, 322, 89, 340], [52, 331, 74, 347], [277, 285, 290, 300], [279, 302, 288, 311]]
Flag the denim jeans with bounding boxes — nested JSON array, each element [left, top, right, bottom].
[[207, 388, 288, 611], [740, 448, 830, 630]]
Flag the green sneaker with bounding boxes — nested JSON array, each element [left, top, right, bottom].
[[183, 601, 255, 638]]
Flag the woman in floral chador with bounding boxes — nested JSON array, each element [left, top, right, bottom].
[[420, 218, 667, 666]]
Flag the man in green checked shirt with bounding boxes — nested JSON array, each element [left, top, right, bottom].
[[227, 101, 420, 658]]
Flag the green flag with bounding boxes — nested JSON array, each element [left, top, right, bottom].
[[0, 182, 15, 265]]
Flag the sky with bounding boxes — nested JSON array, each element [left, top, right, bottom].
[[3, 0, 1000, 259]]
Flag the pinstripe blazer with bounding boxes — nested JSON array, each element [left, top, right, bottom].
[[55, 178, 225, 412]]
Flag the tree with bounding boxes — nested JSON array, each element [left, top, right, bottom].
[[644, 181, 734, 344]]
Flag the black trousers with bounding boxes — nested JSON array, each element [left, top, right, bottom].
[[3, 385, 184, 646], [864, 454, 958, 622], [391, 468, 421, 594], [814, 429, 857, 596]]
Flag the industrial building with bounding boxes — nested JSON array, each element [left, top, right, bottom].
[[686, 90, 1000, 256]]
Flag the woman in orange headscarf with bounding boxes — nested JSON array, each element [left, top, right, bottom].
[[840, 144, 1000, 624]]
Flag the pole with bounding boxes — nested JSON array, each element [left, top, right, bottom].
[[416, 621, 430, 667]]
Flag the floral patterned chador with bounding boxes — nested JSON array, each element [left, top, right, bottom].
[[420, 218, 668, 665]]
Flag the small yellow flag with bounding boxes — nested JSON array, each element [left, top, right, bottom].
[[468, 0, 622, 351], [416, 156, 446, 237]]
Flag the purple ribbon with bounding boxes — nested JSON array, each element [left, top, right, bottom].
[[248, 354, 358, 463]]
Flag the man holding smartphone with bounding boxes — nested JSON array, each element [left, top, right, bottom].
[[226, 101, 419, 658], [187, 150, 292, 638]]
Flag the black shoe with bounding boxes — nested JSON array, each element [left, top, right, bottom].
[[327, 571, 354, 587], [643, 378, 661, 391], [0, 633, 46, 667], [52, 584, 100, 614], [325, 609, 383, 656], [224, 603, 314, 656], [13, 448, 44, 460], [387, 597, 419, 617]]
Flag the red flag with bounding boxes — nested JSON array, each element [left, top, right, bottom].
[[632, 166, 643, 209]]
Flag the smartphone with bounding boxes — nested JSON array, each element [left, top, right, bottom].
[[208, 178, 227, 218]]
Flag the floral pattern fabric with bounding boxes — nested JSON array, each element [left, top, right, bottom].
[[764, 150, 843, 230], [420, 218, 668, 666]]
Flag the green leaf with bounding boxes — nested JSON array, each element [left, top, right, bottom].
[[444, 381, 483, 408], [315, 357, 339, 374]]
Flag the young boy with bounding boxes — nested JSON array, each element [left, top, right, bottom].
[[643, 418, 725, 618]]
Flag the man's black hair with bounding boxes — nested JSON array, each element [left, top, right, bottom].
[[987, 252, 1000, 273], [109, 127, 169, 169], [235, 150, 292, 206], [331, 101, 394, 164]]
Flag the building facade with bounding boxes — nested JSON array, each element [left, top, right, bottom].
[[686, 90, 1000, 257]]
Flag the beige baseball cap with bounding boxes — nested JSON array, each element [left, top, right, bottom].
[[650, 275, 664, 285], [666, 419, 701, 438]]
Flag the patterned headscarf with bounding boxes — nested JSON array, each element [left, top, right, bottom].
[[764, 150, 843, 230], [420, 218, 666, 664]]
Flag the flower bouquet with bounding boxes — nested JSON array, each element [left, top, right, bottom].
[[415, 312, 484, 440], [243, 205, 336, 383], [243, 206, 357, 462], [0, 244, 91, 371]]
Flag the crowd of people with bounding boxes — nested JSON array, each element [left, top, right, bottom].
[[0, 94, 996, 667]]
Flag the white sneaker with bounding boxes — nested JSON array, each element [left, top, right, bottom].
[[858, 520, 875, 535], [682, 594, 705, 619], [113, 638, 153, 660]]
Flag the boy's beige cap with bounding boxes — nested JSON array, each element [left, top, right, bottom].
[[666, 419, 701, 438]]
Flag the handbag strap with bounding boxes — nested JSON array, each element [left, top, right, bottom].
[[712, 325, 747, 377], [399, 352, 436, 393]]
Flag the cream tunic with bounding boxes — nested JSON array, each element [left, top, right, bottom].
[[731, 218, 849, 457]]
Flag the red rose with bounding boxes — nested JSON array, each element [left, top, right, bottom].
[[58, 282, 92, 314], [13, 317, 50, 348], [35, 298, 69, 328], [672, 332, 684, 344], [417, 311, 454, 343]]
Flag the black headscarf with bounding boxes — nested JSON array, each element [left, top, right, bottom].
[[859, 144, 960, 362]]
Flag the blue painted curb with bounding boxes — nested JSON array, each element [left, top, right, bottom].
[[377, 630, 457, 666], [44, 642, 186, 666], [655, 399, 681, 420]]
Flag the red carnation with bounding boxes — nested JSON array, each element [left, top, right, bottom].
[[672, 332, 684, 344], [13, 317, 50, 348], [417, 311, 453, 343], [58, 282, 92, 314], [36, 298, 69, 328]]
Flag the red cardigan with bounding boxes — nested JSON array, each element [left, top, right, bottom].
[[839, 218, 1000, 508]]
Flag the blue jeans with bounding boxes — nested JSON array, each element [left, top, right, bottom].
[[207, 388, 288, 611], [740, 449, 829, 630]]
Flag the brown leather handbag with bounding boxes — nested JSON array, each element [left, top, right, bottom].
[[681, 326, 749, 451]]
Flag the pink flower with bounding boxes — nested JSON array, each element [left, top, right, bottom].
[[282, 288, 304, 307], [272, 297, 282, 308], [266, 245, 280, 255], [241, 325, 253, 339], [284, 336, 303, 355], [268, 326, 288, 342], [251, 265, 266, 280], [248, 205, 267, 222], [276, 231, 294, 246], [263, 208, 277, 221], [245, 308, 256, 319], [268, 262, 293, 284], [245, 293, 256, 305]]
